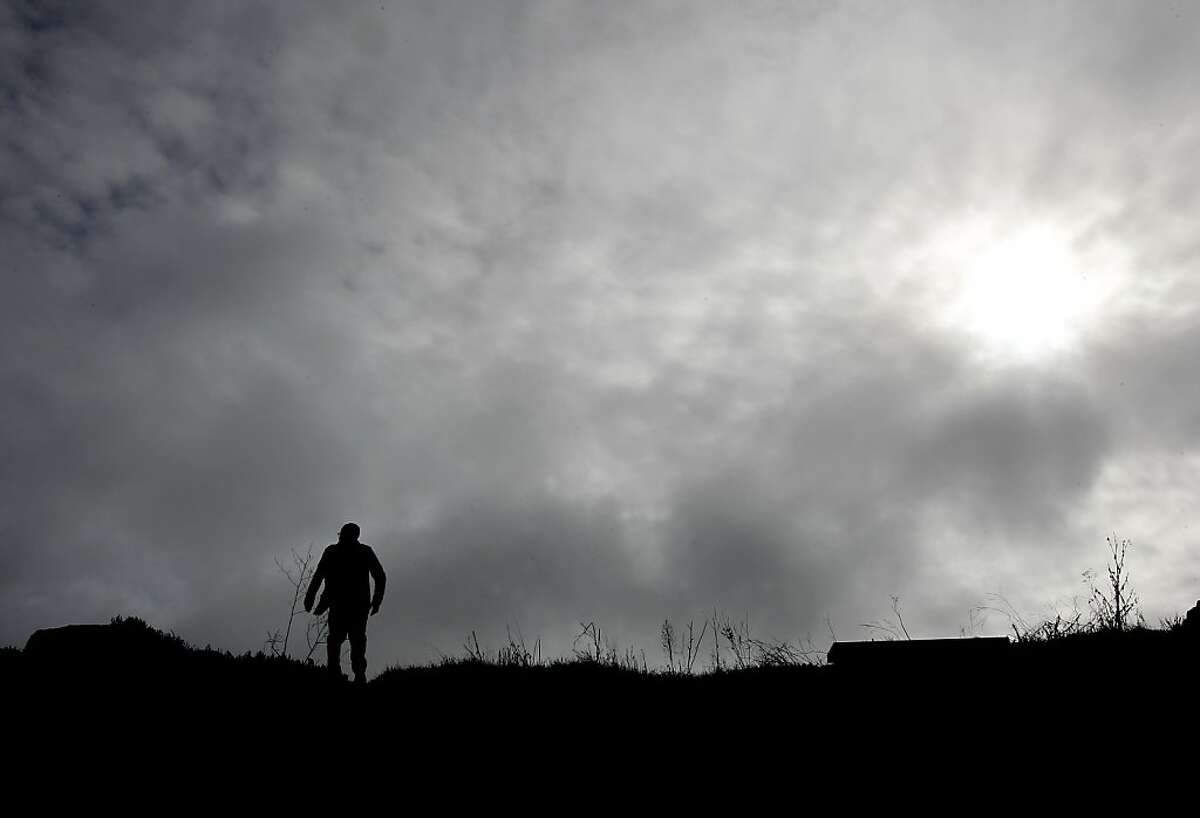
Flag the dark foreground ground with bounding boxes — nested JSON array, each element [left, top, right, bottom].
[[5, 617, 1198, 757], [6, 617, 1192, 807]]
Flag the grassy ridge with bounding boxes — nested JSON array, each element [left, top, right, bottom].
[[5, 614, 1195, 785], [8, 615, 1198, 718]]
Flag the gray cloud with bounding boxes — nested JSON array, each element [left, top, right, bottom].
[[4, 1, 1200, 661]]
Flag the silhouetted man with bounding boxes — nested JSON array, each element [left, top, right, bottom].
[[304, 522, 386, 683]]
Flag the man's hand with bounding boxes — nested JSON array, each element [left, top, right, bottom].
[[370, 604, 380, 617]]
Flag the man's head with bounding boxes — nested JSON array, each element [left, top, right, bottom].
[[338, 522, 361, 542]]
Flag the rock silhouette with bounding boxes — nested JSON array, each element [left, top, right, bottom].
[[1186, 599, 1200, 632], [826, 636, 1010, 670]]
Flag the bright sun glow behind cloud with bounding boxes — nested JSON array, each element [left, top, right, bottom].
[[959, 227, 1084, 358], [924, 221, 1107, 365]]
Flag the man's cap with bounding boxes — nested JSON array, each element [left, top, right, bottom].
[[339, 522, 361, 539]]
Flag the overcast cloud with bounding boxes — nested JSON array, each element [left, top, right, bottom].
[[4, 0, 1200, 664]]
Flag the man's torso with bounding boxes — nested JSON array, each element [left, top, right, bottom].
[[318, 542, 377, 612]]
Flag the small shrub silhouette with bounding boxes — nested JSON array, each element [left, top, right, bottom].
[[266, 545, 330, 663], [1086, 535, 1142, 633]]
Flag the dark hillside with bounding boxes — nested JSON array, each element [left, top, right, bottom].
[[8, 616, 1197, 756]]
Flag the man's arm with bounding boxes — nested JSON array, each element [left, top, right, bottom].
[[368, 548, 386, 614], [304, 552, 328, 613]]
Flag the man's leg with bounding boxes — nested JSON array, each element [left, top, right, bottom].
[[349, 613, 368, 683], [327, 616, 346, 678]]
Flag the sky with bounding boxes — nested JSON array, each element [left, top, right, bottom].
[[4, 0, 1200, 666]]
